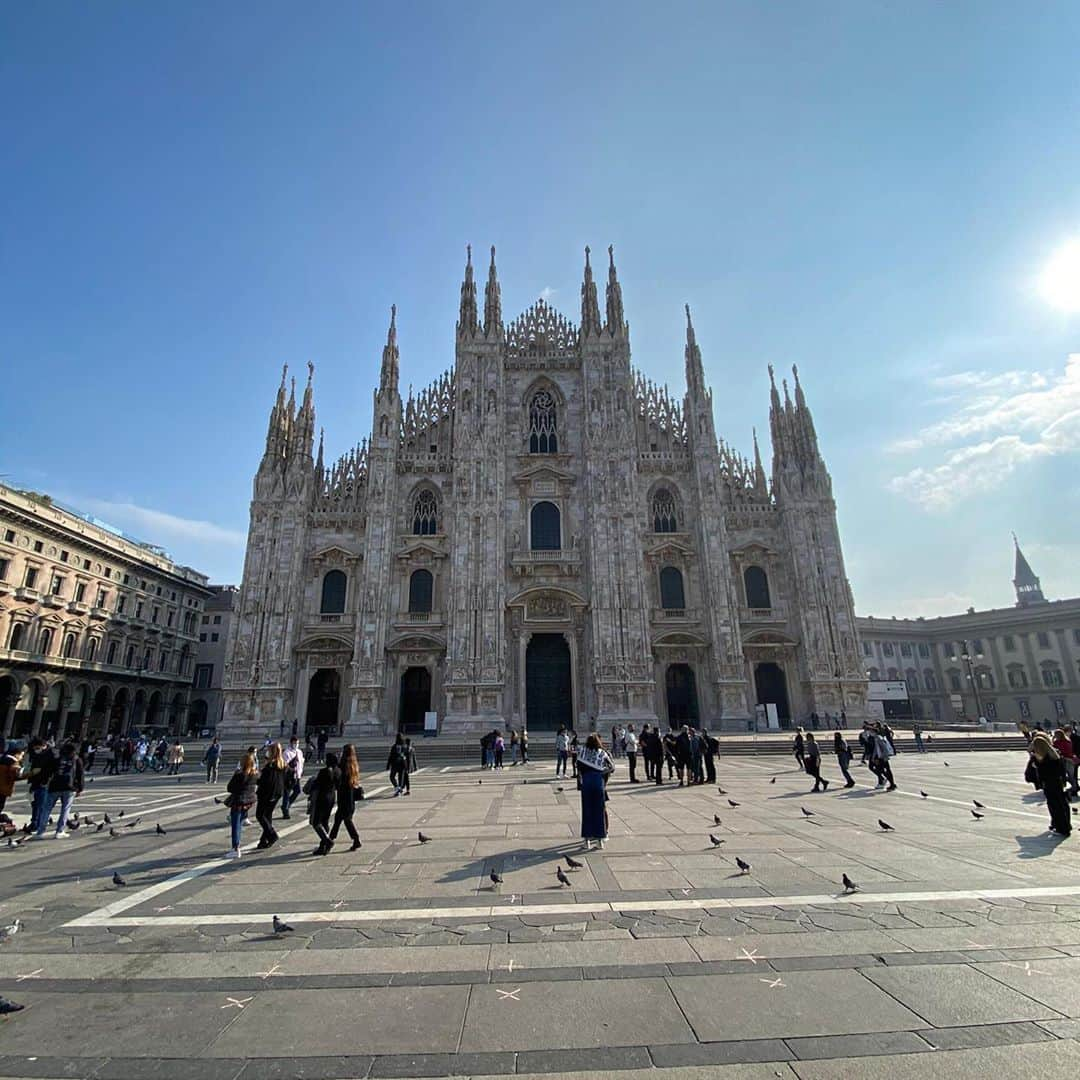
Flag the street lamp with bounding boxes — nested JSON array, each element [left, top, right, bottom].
[[959, 638, 984, 721]]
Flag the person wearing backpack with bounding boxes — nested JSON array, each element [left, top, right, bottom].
[[38, 740, 83, 839], [387, 734, 407, 796], [281, 736, 305, 819]]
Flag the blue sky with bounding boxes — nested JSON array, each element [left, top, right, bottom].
[[4, 2, 1080, 615]]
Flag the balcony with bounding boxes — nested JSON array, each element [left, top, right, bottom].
[[652, 607, 700, 622], [740, 606, 786, 625], [510, 549, 582, 577], [67, 601, 89, 616], [41, 593, 65, 609], [0, 580, 12, 598], [15, 586, 40, 602]]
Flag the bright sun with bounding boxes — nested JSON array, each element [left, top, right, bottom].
[[1039, 238, 1080, 312]]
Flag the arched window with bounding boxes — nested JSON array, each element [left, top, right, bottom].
[[107, 640, 118, 665], [408, 569, 433, 613], [528, 390, 558, 453], [320, 570, 347, 614], [905, 668, 919, 691], [530, 501, 561, 551], [62, 633, 76, 659], [744, 565, 771, 609], [8, 623, 26, 650], [125, 645, 135, 669], [659, 566, 686, 610], [412, 489, 438, 536], [887, 667, 899, 681], [85, 638, 98, 662], [143, 647, 153, 669], [651, 488, 678, 533], [1007, 666, 1029, 689], [39, 628, 53, 655], [1043, 664, 1064, 688], [924, 669, 937, 690]]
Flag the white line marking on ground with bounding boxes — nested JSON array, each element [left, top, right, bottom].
[[221, 996, 252, 1009], [496, 988, 521, 1001], [440, 766, 452, 773]]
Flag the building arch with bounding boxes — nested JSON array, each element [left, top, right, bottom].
[[522, 380, 563, 454], [659, 566, 686, 610], [409, 484, 440, 536], [320, 569, 347, 614], [408, 569, 434, 613], [530, 501, 561, 551], [8, 621, 27, 651], [744, 565, 772, 609], [650, 483, 680, 533]]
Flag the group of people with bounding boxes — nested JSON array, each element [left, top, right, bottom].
[[0, 735, 85, 839], [479, 727, 529, 769], [1022, 723, 1080, 837], [793, 722, 897, 792]]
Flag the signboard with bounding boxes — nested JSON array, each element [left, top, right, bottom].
[[423, 711, 438, 736], [867, 681, 910, 702]]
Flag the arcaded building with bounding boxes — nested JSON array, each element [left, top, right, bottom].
[[223, 248, 866, 737]]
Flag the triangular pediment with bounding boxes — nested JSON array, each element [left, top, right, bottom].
[[311, 544, 360, 563], [506, 299, 579, 359], [645, 538, 696, 561], [512, 461, 577, 485], [396, 539, 446, 562]]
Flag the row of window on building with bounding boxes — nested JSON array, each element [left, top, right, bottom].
[[864, 630, 1080, 660], [868, 662, 1075, 691], [6, 621, 193, 676]]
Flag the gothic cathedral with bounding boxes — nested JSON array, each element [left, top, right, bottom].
[[222, 247, 867, 737]]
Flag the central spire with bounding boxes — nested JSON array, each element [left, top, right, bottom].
[[580, 246, 601, 336], [379, 304, 399, 395], [605, 245, 624, 335], [457, 245, 478, 338], [484, 245, 502, 338]]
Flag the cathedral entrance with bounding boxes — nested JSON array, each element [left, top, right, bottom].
[[665, 663, 699, 725], [754, 662, 791, 726], [398, 666, 431, 734], [526, 633, 572, 731], [306, 668, 341, 731]]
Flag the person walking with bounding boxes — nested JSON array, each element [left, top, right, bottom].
[[519, 727, 529, 765], [203, 737, 222, 783], [106, 736, 122, 776], [1053, 728, 1079, 798], [39, 740, 84, 838], [508, 728, 519, 765], [793, 728, 806, 770], [912, 722, 925, 753], [834, 730, 855, 787], [387, 734, 406, 795], [804, 732, 829, 792], [555, 726, 570, 776], [577, 733, 614, 850], [306, 750, 340, 855], [281, 735, 305, 819], [254, 742, 285, 849], [315, 728, 328, 765], [224, 752, 258, 859], [0, 739, 21, 816], [871, 723, 897, 791], [400, 738, 418, 794], [25, 737, 56, 838], [329, 743, 362, 850], [570, 731, 580, 781], [624, 724, 639, 783], [703, 728, 719, 785], [859, 724, 872, 764], [1030, 733, 1071, 836], [493, 731, 505, 769], [167, 740, 184, 776]]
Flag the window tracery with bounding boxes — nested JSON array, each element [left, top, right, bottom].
[[412, 489, 438, 536], [651, 488, 678, 532], [528, 390, 558, 454]]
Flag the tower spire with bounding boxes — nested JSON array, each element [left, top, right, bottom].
[[379, 304, 399, 395], [457, 245, 478, 338], [264, 363, 289, 457], [684, 304, 705, 392], [605, 244, 624, 334], [1013, 534, 1047, 606], [315, 426, 324, 473], [580, 246, 601, 336], [753, 426, 768, 496], [483, 245, 502, 338]]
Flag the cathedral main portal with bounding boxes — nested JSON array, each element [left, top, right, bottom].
[[525, 633, 572, 731]]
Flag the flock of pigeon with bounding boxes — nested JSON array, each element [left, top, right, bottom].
[[7, 809, 166, 849]]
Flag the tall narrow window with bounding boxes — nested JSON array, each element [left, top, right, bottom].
[[107, 641, 118, 665], [651, 488, 678, 532], [528, 390, 558, 453], [408, 569, 434, 613], [8, 623, 26, 650], [320, 570, 347, 614], [62, 633, 76, 658], [39, 628, 53, 655], [85, 638, 97, 662], [659, 566, 686, 610], [744, 565, 771, 609], [412, 489, 438, 536], [530, 502, 561, 551]]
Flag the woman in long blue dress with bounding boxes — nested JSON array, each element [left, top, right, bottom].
[[577, 734, 614, 849]]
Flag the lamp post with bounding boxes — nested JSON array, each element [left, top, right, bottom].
[[960, 638, 984, 721]]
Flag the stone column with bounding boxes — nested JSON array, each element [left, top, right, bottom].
[[565, 630, 580, 733], [1, 697, 16, 740], [30, 695, 46, 738]]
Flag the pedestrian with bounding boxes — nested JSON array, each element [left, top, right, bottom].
[[804, 732, 829, 792], [281, 735, 305, 819], [106, 736, 122, 776], [834, 730, 855, 787], [690, 727, 705, 785], [84, 739, 97, 771], [1052, 728, 1079, 797], [479, 731, 490, 769], [291, 718, 298, 738], [401, 738, 418, 795], [38, 739, 84, 839], [519, 727, 529, 765], [316, 729, 328, 765], [224, 752, 258, 859], [871, 723, 897, 791], [624, 724, 639, 783], [577, 733, 614, 850], [167, 739, 184, 776], [278, 718, 285, 738], [839, 710, 847, 729], [255, 742, 285, 849], [912, 722, 925, 753], [387, 734, 407, 795], [304, 731, 316, 760], [703, 728, 719, 784], [203, 737, 222, 783], [509, 728, 519, 765], [1030, 733, 1071, 837], [493, 731, 505, 769], [306, 750, 340, 855], [859, 724, 872, 763], [663, 729, 678, 780], [793, 728, 805, 770], [570, 731, 580, 779], [329, 743, 363, 851], [25, 737, 56, 838], [611, 725, 620, 758], [555, 726, 570, 776], [0, 740, 21, 816]]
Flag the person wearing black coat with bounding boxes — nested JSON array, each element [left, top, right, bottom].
[[329, 743, 362, 851], [1030, 733, 1071, 837], [225, 754, 258, 858], [306, 751, 340, 855], [255, 743, 286, 850]]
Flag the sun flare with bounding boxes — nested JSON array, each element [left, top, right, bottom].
[[1039, 238, 1080, 312]]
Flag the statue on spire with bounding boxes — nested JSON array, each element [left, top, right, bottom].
[[684, 303, 705, 392], [605, 244, 624, 334], [484, 245, 502, 338], [379, 304, 400, 396], [580, 246, 601, 335], [457, 245, 478, 338]]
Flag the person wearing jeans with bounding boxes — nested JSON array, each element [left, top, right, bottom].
[[555, 727, 569, 776], [281, 736, 304, 818], [225, 752, 258, 858], [26, 737, 56, 837], [39, 741, 84, 838]]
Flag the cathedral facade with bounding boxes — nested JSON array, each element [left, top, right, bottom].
[[222, 247, 867, 738]]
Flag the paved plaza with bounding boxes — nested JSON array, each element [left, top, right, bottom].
[[4, 747, 1080, 1078]]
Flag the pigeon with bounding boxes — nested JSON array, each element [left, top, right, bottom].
[[96, 823, 104, 833], [920, 791, 928, 798], [109, 828, 120, 838], [556, 866, 571, 887], [878, 819, 894, 832], [272, 915, 294, 934], [973, 800, 985, 810], [770, 777, 777, 784], [842, 873, 858, 892], [735, 857, 751, 874], [718, 787, 728, 795], [556, 786, 564, 793], [477, 780, 482, 785], [156, 824, 166, 836], [713, 814, 722, 826], [7, 837, 21, 848], [944, 762, 950, 767], [801, 807, 815, 817], [0, 918, 21, 942], [489, 871, 503, 888], [565, 854, 584, 869], [214, 797, 224, 804], [104, 814, 112, 825], [68, 819, 80, 830], [118, 811, 124, 819], [709, 833, 724, 847], [728, 799, 739, 808], [418, 831, 432, 844], [124, 818, 141, 829], [83, 817, 95, 826], [112, 871, 126, 887], [0, 997, 25, 1014], [971, 809, 984, 820]]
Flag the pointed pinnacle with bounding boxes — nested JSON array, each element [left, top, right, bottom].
[[466, 243, 472, 267], [307, 360, 314, 384], [608, 244, 615, 269], [490, 244, 496, 268], [584, 245, 591, 268]]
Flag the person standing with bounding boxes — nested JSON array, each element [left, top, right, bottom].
[[519, 727, 529, 765], [703, 728, 719, 785], [307, 750, 340, 855], [804, 732, 829, 792], [281, 736, 305, 819], [400, 738, 418, 795], [912, 722, 925, 753], [833, 730, 855, 788], [316, 729, 328, 765], [329, 743, 363, 850], [493, 731, 505, 769], [577, 734, 614, 850], [203, 737, 222, 784], [25, 737, 56, 838], [0, 740, 21, 816], [39, 740, 83, 838], [167, 740, 184, 776], [793, 728, 805, 770], [1053, 728, 1079, 798], [555, 726, 570, 776], [255, 742, 285, 849], [106, 736, 122, 776], [508, 728, 519, 765], [570, 731, 580, 780], [387, 734, 407, 795], [624, 724, 639, 783], [224, 752, 258, 859], [1030, 733, 1071, 836]]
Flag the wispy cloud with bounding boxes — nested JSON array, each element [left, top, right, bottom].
[[539, 286, 558, 301], [888, 354, 1080, 510], [57, 494, 245, 549]]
